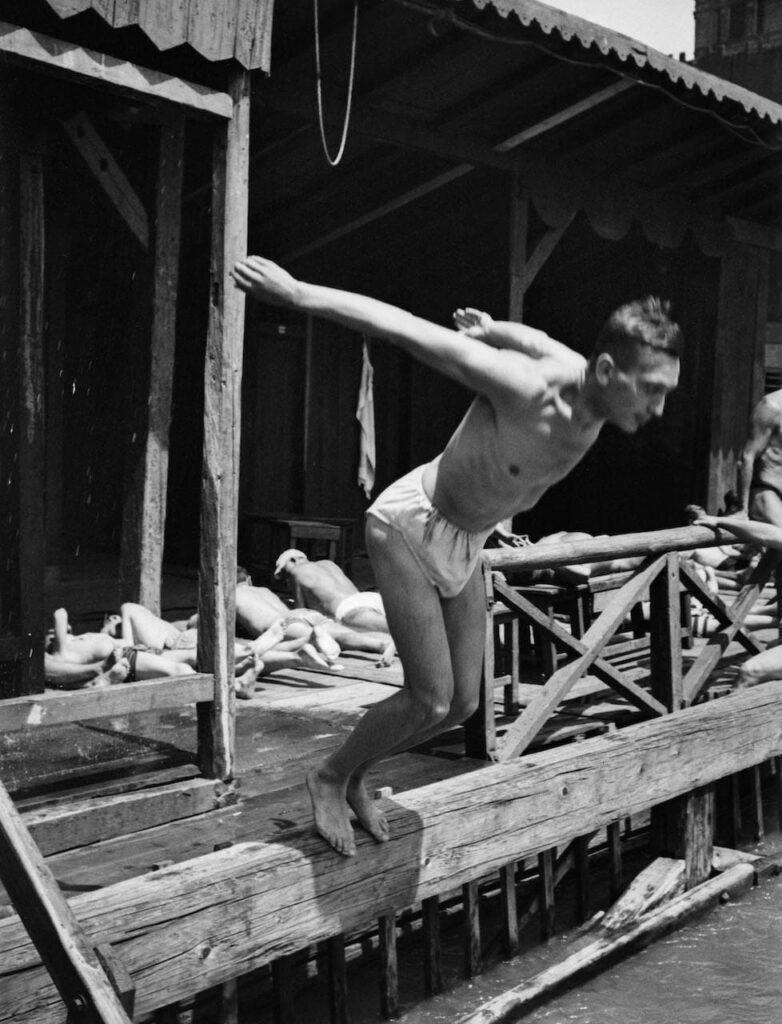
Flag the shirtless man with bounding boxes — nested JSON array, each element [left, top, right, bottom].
[[232, 255, 681, 856], [45, 607, 195, 689], [274, 549, 390, 632], [738, 388, 782, 526]]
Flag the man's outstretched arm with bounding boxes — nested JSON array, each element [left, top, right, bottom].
[[453, 307, 581, 364], [695, 514, 782, 550], [232, 256, 548, 402]]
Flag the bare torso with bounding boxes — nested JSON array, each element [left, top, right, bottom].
[[753, 392, 782, 493], [425, 358, 600, 531]]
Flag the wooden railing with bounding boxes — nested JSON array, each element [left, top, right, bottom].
[[476, 524, 781, 761]]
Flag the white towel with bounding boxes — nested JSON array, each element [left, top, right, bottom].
[[356, 338, 376, 498]]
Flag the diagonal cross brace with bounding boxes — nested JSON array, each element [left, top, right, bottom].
[[495, 557, 668, 761]]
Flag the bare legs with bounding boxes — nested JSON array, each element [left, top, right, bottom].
[[307, 517, 486, 856]]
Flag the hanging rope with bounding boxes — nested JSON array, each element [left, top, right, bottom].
[[313, 0, 358, 167]]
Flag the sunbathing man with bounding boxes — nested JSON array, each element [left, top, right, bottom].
[[273, 550, 395, 664], [738, 387, 782, 527], [232, 255, 681, 856], [45, 607, 196, 689]]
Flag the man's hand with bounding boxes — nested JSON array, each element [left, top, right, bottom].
[[231, 256, 301, 307], [453, 306, 493, 340]]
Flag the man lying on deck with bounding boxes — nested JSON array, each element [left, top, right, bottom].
[[273, 550, 395, 663]]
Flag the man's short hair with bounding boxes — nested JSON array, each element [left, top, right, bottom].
[[591, 297, 682, 369], [236, 565, 251, 585]]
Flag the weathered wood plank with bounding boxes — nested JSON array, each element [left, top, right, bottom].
[[538, 849, 555, 939], [0, 675, 214, 732], [499, 862, 518, 957], [196, 67, 250, 781], [0, 22, 232, 118], [23, 777, 232, 856], [3, 683, 782, 1021], [422, 896, 442, 996], [138, 0, 189, 50]]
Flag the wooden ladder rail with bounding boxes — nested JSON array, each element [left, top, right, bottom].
[[0, 779, 134, 1024]]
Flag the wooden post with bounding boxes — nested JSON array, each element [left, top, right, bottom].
[[378, 912, 398, 1020], [652, 785, 714, 890], [326, 935, 348, 1024], [538, 849, 555, 940], [463, 879, 481, 978], [18, 146, 46, 696], [499, 861, 519, 957], [508, 166, 527, 322], [120, 117, 185, 613], [575, 834, 591, 924], [747, 764, 764, 844], [197, 69, 250, 781], [272, 954, 296, 1024], [422, 895, 442, 995], [607, 821, 623, 901]]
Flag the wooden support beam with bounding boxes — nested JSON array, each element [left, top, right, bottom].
[[651, 785, 714, 890], [499, 862, 519, 958], [197, 69, 250, 781], [606, 822, 622, 901], [463, 879, 481, 978], [508, 172, 527, 323], [326, 935, 348, 1024], [5, 683, 782, 1020], [0, 781, 132, 1024], [538, 849, 555, 940], [0, 22, 232, 118], [120, 117, 185, 612], [575, 835, 591, 924], [422, 896, 442, 996], [378, 912, 398, 1021], [61, 113, 149, 249], [18, 147, 46, 696]]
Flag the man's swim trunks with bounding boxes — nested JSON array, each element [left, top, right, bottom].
[[334, 591, 385, 624], [367, 464, 492, 598]]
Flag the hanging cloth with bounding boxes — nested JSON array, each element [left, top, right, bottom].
[[356, 338, 376, 498]]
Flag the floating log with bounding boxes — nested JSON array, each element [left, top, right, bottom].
[[455, 862, 754, 1024]]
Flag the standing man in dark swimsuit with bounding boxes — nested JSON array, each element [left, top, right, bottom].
[[739, 388, 782, 527]]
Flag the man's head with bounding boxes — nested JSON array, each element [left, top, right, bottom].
[[588, 297, 681, 433], [273, 549, 309, 579]]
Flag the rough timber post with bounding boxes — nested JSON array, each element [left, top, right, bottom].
[[197, 68, 250, 781], [121, 116, 185, 614], [18, 143, 46, 695]]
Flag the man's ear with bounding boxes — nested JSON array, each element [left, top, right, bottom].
[[593, 352, 615, 386]]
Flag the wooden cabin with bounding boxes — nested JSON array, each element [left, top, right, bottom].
[[3, 2, 782, 1021]]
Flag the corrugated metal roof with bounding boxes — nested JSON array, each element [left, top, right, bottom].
[[42, 0, 274, 70], [460, 0, 782, 125]]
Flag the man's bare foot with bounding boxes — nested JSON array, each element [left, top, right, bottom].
[[347, 777, 390, 843], [299, 643, 342, 671], [235, 666, 258, 700], [251, 620, 287, 658], [312, 625, 340, 665], [377, 640, 396, 667], [306, 768, 355, 857]]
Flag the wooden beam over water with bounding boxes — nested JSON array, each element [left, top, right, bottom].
[[2, 682, 782, 1021]]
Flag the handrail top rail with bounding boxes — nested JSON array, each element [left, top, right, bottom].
[[484, 524, 740, 572]]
